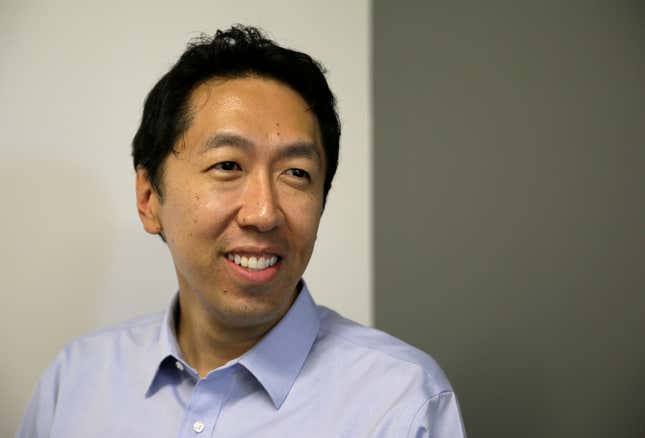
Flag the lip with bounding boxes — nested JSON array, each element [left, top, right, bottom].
[[224, 255, 282, 285], [224, 245, 285, 258]]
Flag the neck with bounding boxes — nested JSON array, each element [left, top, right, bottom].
[[174, 289, 293, 378]]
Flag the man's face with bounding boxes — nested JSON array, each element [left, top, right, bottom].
[[137, 76, 325, 329]]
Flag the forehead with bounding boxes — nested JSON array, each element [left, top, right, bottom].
[[179, 76, 323, 157]]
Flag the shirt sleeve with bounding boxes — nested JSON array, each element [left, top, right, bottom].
[[15, 355, 62, 438], [406, 391, 467, 438]]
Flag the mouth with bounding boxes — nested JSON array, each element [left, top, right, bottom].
[[226, 252, 281, 271], [224, 251, 282, 285]]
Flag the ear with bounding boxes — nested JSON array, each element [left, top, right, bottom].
[[136, 168, 163, 235]]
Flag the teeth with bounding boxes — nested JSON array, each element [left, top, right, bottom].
[[228, 253, 279, 271]]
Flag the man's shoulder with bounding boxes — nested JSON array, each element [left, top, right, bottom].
[[69, 311, 163, 345], [56, 312, 164, 367], [314, 306, 453, 395]]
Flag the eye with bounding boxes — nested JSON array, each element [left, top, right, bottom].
[[212, 161, 241, 171], [284, 168, 310, 179]]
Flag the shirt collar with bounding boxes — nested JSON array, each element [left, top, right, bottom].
[[143, 293, 183, 396], [238, 282, 320, 408], [144, 281, 320, 409]]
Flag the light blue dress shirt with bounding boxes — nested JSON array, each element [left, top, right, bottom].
[[17, 283, 466, 437]]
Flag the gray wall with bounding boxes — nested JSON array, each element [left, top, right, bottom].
[[373, 2, 644, 437]]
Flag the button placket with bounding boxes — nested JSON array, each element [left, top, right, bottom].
[[180, 367, 237, 437]]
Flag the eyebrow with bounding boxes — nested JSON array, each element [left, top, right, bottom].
[[200, 133, 322, 164]]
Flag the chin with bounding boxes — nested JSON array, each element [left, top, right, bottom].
[[210, 288, 286, 323]]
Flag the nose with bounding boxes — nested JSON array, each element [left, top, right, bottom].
[[236, 173, 284, 232]]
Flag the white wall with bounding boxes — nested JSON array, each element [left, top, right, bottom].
[[0, 1, 371, 434]]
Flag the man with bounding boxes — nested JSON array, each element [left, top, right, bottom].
[[17, 26, 466, 437]]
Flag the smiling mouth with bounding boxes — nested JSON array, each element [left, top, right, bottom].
[[226, 253, 281, 271]]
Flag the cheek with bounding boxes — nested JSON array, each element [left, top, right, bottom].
[[192, 190, 237, 235], [162, 186, 232, 239], [284, 194, 322, 243]]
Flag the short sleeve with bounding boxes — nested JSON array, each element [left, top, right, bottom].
[[406, 391, 467, 438], [15, 355, 63, 438]]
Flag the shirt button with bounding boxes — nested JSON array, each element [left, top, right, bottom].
[[193, 421, 205, 433], [175, 361, 184, 371]]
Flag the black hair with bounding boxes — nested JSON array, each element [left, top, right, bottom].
[[132, 25, 340, 207]]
